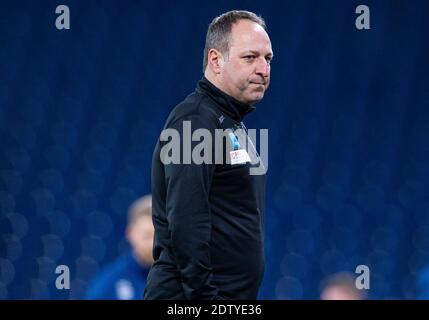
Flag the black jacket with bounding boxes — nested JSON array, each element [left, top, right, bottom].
[[144, 77, 266, 300]]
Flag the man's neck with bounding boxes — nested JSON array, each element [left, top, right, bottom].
[[204, 71, 229, 97]]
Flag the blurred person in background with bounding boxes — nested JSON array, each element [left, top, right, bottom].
[[417, 265, 429, 299], [85, 195, 154, 300], [320, 272, 367, 300]]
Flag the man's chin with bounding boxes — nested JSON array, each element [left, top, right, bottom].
[[246, 92, 265, 105]]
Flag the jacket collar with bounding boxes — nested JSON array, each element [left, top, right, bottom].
[[197, 76, 255, 122]]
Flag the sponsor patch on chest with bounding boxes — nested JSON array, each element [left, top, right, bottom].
[[230, 149, 251, 165]]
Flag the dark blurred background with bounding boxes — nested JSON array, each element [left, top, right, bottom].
[[0, 0, 428, 299]]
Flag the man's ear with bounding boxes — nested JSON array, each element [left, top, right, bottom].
[[207, 48, 223, 74]]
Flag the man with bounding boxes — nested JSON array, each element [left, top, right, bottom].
[[86, 195, 154, 300], [145, 10, 273, 300]]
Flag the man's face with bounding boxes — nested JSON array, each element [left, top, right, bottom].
[[218, 19, 273, 105], [127, 215, 154, 266]]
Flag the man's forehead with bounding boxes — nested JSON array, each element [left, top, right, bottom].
[[230, 20, 272, 53]]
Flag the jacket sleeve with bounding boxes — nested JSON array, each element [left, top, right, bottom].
[[161, 114, 220, 300]]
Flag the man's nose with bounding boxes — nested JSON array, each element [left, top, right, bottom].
[[255, 58, 270, 77]]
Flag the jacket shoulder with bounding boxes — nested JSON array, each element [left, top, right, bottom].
[[164, 91, 221, 129]]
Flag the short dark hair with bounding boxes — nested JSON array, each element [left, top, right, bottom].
[[202, 10, 266, 73]]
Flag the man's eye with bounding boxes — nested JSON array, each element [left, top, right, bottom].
[[244, 55, 256, 61]]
